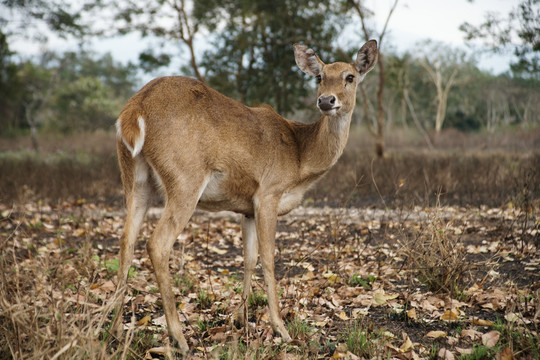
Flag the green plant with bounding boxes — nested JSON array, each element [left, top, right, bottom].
[[174, 273, 195, 295], [248, 290, 267, 308], [348, 274, 376, 289], [104, 258, 119, 273], [428, 344, 440, 359], [458, 345, 492, 360], [287, 317, 312, 340], [196, 289, 212, 309], [340, 321, 382, 358], [493, 316, 540, 358]]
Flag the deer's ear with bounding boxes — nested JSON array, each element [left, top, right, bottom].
[[294, 44, 325, 77], [354, 40, 378, 77]]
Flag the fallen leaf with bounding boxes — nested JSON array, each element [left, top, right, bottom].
[[425, 330, 447, 339], [152, 314, 167, 327], [472, 318, 494, 326], [407, 308, 417, 320], [438, 348, 455, 360], [467, 283, 483, 293], [441, 309, 460, 321], [208, 326, 228, 342], [481, 330, 500, 348], [323, 272, 340, 284], [461, 329, 482, 340], [302, 271, 315, 281], [144, 346, 168, 359], [207, 245, 227, 255], [74, 228, 85, 237], [136, 315, 151, 326], [91, 280, 115, 293], [505, 313, 519, 322], [336, 311, 350, 321], [399, 332, 413, 352], [373, 291, 399, 305], [455, 347, 473, 355], [500, 347, 515, 360]]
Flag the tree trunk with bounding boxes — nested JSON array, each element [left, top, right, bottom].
[[187, 38, 205, 82], [375, 53, 385, 158], [30, 125, 39, 152]]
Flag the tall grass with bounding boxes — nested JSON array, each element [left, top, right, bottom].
[[0, 236, 139, 359], [1, 129, 539, 207]]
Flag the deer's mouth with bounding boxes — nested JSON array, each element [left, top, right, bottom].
[[320, 106, 341, 115]]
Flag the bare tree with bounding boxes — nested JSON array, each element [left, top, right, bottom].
[[417, 40, 469, 134], [420, 60, 458, 133], [348, 0, 399, 157]]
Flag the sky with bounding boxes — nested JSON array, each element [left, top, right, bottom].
[[10, 0, 517, 77]]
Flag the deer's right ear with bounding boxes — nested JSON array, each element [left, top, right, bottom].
[[294, 44, 324, 77]]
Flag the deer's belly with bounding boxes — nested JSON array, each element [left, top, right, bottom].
[[197, 172, 254, 215], [196, 172, 308, 216], [277, 184, 309, 215]]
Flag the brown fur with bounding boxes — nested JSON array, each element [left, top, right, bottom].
[[112, 40, 378, 355]]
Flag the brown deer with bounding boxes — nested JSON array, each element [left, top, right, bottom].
[[113, 40, 378, 355]]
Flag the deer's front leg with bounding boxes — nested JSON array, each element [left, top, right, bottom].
[[254, 195, 292, 342], [236, 215, 258, 325]]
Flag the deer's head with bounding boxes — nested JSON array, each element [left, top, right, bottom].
[[294, 40, 378, 117]]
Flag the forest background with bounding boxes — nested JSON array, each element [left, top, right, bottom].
[[0, 0, 539, 359]]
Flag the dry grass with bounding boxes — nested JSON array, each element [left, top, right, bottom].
[[0, 128, 538, 358], [1, 128, 539, 208], [311, 128, 540, 208], [0, 239, 133, 359], [398, 199, 473, 297]]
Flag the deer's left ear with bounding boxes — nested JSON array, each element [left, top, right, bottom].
[[294, 44, 325, 77], [354, 40, 378, 77]]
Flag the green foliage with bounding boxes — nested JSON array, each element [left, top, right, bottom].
[[340, 321, 382, 358], [460, 0, 540, 80], [0, 49, 138, 135], [138, 50, 171, 73], [1, 0, 88, 39], [2, 0, 540, 137], [197, 289, 213, 309], [104, 258, 119, 273], [458, 345, 493, 360], [196, 0, 350, 114], [174, 274, 195, 295], [445, 110, 482, 132], [286, 317, 312, 340], [248, 290, 268, 308], [51, 76, 120, 132], [348, 274, 376, 289]]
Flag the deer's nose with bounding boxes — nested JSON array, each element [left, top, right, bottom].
[[318, 95, 336, 111]]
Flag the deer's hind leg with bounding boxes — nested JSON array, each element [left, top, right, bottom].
[[145, 172, 208, 355], [112, 154, 153, 336]]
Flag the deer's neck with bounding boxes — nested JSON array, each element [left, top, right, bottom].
[[296, 112, 352, 179]]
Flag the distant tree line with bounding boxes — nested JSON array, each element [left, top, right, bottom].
[[1, 0, 539, 151]]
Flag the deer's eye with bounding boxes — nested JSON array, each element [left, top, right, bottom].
[[346, 75, 355, 83], [316, 75, 322, 84]]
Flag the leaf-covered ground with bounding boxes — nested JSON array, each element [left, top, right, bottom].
[[1, 200, 539, 359]]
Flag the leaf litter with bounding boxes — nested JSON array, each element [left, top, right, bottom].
[[0, 200, 539, 359]]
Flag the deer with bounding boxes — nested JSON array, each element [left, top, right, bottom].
[[112, 39, 378, 355]]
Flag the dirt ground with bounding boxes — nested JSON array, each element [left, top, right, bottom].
[[1, 200, 538, 359]]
